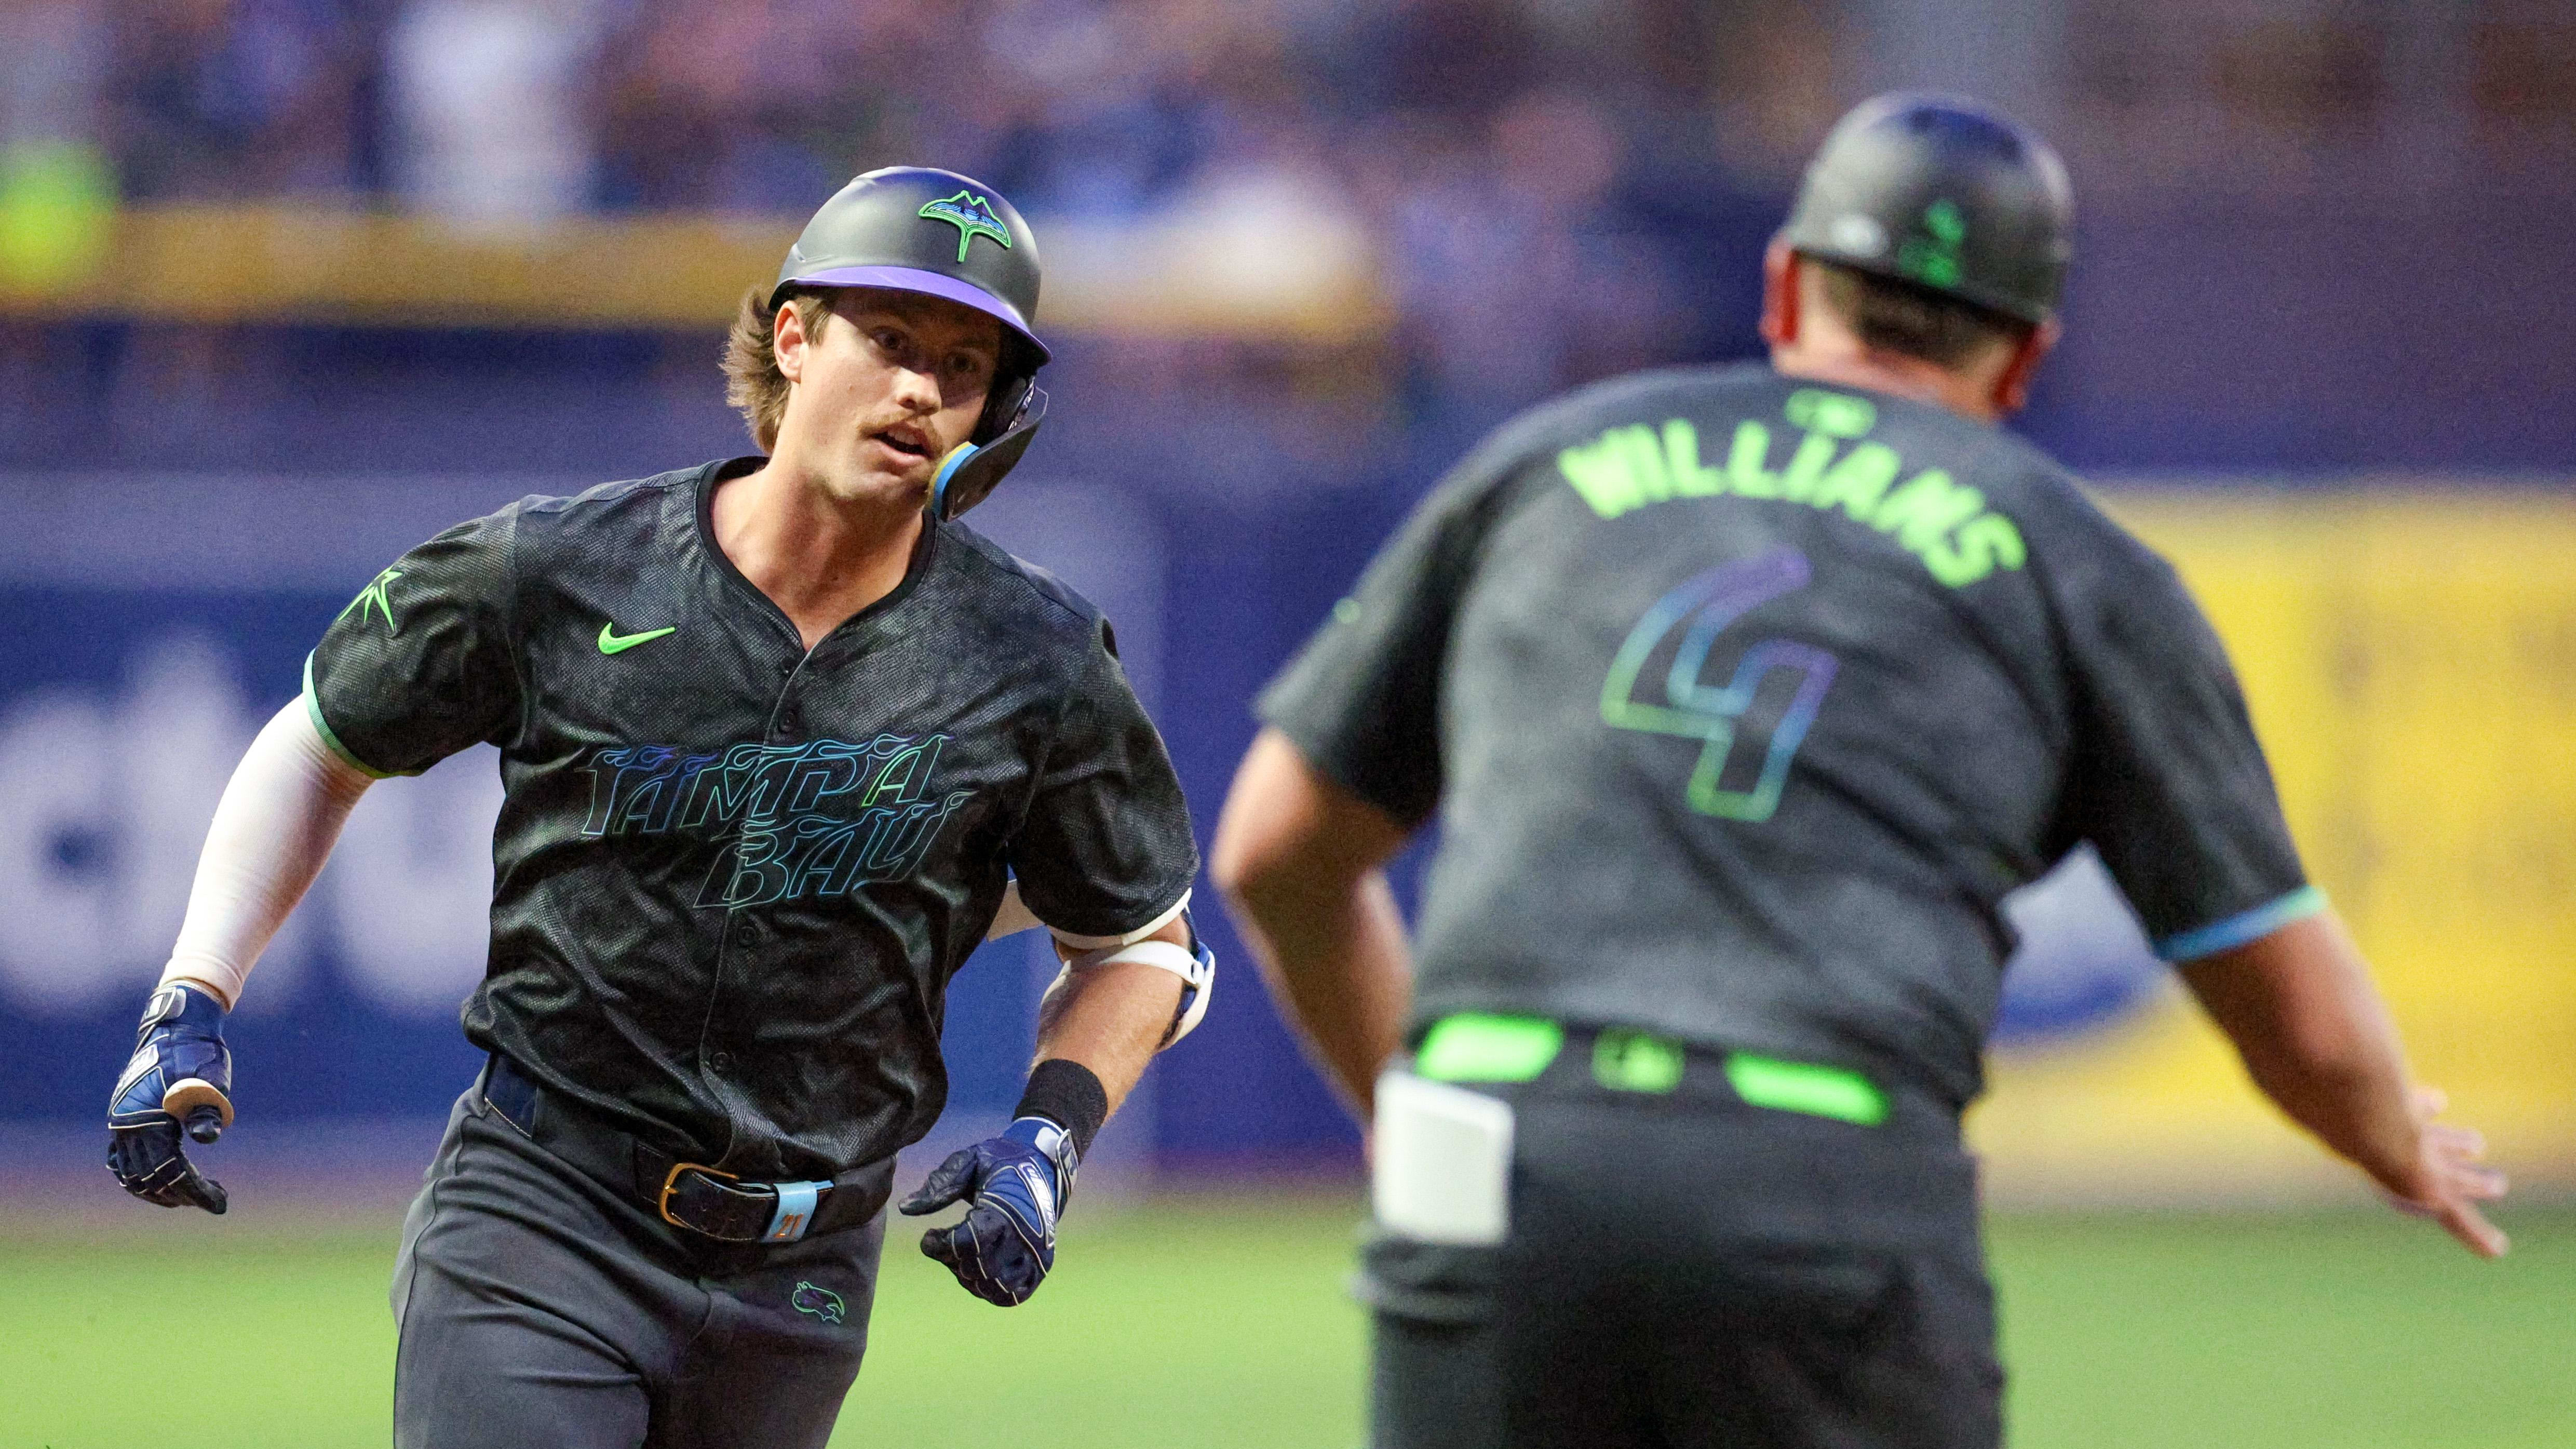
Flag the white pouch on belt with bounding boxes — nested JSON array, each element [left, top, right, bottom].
[[1371, 1070, 1515, 1246]]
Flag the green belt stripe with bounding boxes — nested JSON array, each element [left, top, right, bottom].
[[1413, 1014, 1888, 1126], [1414, 1014, 1562, 1082], [1724, 1052, 1889, 1126]]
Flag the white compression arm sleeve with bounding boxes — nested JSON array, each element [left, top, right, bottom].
[[157, 700, 375, 1008]]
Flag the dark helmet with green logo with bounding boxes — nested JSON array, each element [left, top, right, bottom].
[[1777, 93, 2073, 326], [773, 166, 1051, 518]]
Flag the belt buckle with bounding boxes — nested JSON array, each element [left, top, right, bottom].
[[658, 1161, 737, 1231]]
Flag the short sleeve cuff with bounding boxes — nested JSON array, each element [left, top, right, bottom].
[[303, 653, 400, 780], [1046, 887, 1192, 950], [2154, 885, 2328, 963], [1254, 705, 1433, 830]]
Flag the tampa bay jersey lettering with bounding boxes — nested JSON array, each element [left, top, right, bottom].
[[579, 736, 974, 907]]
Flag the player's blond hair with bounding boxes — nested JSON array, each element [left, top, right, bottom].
[[722, 287, 835, 452]]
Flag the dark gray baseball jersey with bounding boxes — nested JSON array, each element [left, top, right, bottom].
[[307, 458, 1198, 1179], [1259, 364, 2316, 1106]]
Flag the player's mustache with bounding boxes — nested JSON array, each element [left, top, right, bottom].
[[860, 412, 943, 458]]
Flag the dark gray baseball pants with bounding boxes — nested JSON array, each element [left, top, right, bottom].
[[390, 1086, 888, 1449], [1361, 1074, 2003, 1449]]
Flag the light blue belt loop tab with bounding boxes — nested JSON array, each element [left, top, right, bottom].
[[764, 1180, 828, 1242]]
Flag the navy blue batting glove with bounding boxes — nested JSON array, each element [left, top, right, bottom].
[[106, 982, 234, 1214], [898, 1116, 1077, 1306]]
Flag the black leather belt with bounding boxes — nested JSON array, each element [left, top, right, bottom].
[[479, 1054, 892, 1244]]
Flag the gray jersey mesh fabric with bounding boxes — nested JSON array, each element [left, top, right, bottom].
[[1260, 365, 2306, 1107], [311, 459, 1197, 1179]]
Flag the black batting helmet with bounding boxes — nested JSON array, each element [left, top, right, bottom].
[[1777, 93, 2073, 325], [774, 166, 1051, 519]]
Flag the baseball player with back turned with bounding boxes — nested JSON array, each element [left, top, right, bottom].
[[1213, 95, 2506, 1448], [104, 167, 1215, 1448]]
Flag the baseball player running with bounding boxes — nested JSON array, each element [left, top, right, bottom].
[[1212, 95, 2505, 1448], [105, 167, 1214, 1448]]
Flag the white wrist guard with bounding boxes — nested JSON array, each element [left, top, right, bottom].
[[1040, 934, 1216, 1049]]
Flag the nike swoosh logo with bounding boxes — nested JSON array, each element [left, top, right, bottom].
[[598, 623, 676, 655]]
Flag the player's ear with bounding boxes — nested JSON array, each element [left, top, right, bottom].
[[1990, 317, 2059, 417], [774, 298, 813, 385], [1759, 242, 1799, 349]]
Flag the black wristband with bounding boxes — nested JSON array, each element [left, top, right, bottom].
[[1014, 1058, 1108, 1160]]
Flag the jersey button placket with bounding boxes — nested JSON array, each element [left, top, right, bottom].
[[769, 651, 806, 744], [712, 868, 765, 1078]]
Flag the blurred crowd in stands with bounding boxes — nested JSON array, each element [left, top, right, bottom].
[[6, 0, 1876, 428], [2, 0, 2570, 460]]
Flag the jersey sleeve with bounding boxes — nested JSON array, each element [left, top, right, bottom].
[[2050, 541, 2322, 962], [1007, 622, 1201, 940], [304, 510, 523, 777], [1255, 453, 1521, 828]]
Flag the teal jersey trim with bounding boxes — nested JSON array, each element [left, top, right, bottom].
[[2155, 885, 2328, 963], [302, 653, 403, 780]]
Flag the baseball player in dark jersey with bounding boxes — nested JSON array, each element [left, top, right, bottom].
[[1212, 95, 2506, 1448], [103, 167, 1215, 1448]]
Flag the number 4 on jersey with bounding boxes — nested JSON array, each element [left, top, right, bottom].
[[1600, 548, 1838, 823]]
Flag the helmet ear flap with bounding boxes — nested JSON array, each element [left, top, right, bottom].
[[934, 382, 1048, 520], [973, 369, 1036, 446]]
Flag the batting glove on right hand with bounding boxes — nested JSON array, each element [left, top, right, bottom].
[[106, 982, 234, 1214], [898, 1116, 1076, 1306]]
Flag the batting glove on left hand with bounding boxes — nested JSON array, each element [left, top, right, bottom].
[[106, 982, 234, 1214], [899, 1117, 1076, 1306]]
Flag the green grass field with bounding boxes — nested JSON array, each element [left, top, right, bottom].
[[5, 1200, 2569, 1447]]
